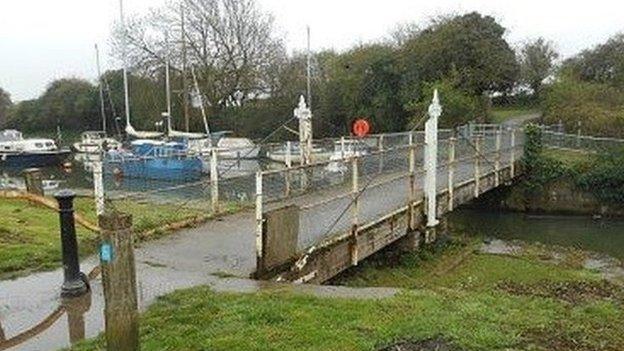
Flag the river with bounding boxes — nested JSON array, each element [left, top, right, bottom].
[[450, 209, 624, 260]]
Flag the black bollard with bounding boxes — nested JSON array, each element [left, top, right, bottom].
[[55, 190, 88, 298]]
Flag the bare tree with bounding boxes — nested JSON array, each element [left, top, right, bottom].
[[111, 0, 286, 109]]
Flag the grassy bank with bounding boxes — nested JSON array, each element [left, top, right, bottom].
[[490, 107, 539, 123], [0, 196, 244, 279], [71, 237, 624, 351]]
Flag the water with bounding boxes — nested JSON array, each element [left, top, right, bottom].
[[450, 209, 624, 260]]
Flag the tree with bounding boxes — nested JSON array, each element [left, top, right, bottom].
[[519, 38, 559, 97], [38, 79, 99, 131], [399, 12, 520, 98], [0, 88, 12, 127], [561, 33, 624, 88], [111, 0, 286, 113]]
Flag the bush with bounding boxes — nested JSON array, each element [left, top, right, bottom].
[[542, 78, 624, 137], [576, 148, 624, 204]]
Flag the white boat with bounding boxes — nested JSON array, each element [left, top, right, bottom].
[[72, 131, 122, 154], [266, 142, 332, 164], [217, 137, 259, 159], [326, 139, 370, 173], [0, 130, 71, 168]]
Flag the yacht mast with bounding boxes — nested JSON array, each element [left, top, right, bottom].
[[306, 25, 312, 111], [191, 66, 210, 136], [165, 32, 172, 118], [181, 3, 190, 132], [119, 0, 131, 130], [95, 44, 107, 135]]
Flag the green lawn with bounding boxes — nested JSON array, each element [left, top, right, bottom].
[[0, 197, 243, 279], [71, 239, 624, 351], [490, 107, 539, 124]]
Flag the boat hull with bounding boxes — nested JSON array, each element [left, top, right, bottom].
[[0, 150, 71, 168], [108, 157, 203, 181]]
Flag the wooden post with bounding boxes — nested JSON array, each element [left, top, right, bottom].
[[210, 148, 219, 213], [447, 137, 456, 212], [99, 212, 139, 351], [510, 129, 516, 177], [408, 133, 416, 230], [474, 135, 481, 198], [495, 130, 501, 187], [23, 168, 44, 196], [255, 171, 264, 270], [350, 156, 359, 266], [62, 292, 91, 345]]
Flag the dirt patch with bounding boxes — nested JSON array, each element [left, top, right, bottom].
[[497, 279, 624, 304], [378, 337, 464, 351], [523, 327, 623, 351]]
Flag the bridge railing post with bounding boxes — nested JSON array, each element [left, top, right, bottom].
[[350, 156, 359, 266], [447, 137, 456, 212], [510, 129, 516, 177], [495, 129, 501, 187], [210, 147, 219, 213], [408, 133, 416, 230], [284, 141, 292, 197], [473, 135, 481, 198], [255, 171, 264, 271]]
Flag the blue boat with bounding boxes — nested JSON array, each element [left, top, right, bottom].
[[0, 130, 71, 168], [106, 139, 203, 181]]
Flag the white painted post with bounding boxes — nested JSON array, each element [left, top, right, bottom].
[[447, 137, 456, 212], [351, 156, 359, 266], [424, 90, 442, 228], [408, 132, 416, 229], [510, 129, 516, 178], [92, 145, 105, 216], [210, 147, 219, 213], [474, 135, 481, 198], [340, 136, 345, 159], [576, 121, 582, 148], [255, 171, 263, 267], [294, 96, 312, 165], [284, 141, 292, 197], [495, 130, 501, 187]]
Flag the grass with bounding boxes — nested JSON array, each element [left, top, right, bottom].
[[70, 239, 624, 351], [0, 196, 247, 279], [543, 148, 594, 168], [490, 107, 539, 124]]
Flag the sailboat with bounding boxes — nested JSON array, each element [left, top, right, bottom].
[[73, 44, 122, 155], [105, 0, 202, 181]]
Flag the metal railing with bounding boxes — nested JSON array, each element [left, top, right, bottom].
[[543, 130, 624, 153]]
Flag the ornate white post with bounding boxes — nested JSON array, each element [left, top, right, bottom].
[[424, 90, 441, 228], [294, 96, 313, 165], [408, 132, 416, 230]]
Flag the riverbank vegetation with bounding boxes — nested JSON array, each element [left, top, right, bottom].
[[71, 235, 624, 351], [0, 196, 243, 279]]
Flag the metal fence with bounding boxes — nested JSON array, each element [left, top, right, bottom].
[[542, 130, 624, 153], [256, 127, 525, 264]]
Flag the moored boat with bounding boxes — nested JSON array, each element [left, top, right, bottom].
[[0, 130, 71, 168], [105, 139, 203, 181]]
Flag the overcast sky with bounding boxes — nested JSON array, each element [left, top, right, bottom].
[[0, 0, 622, 101]]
